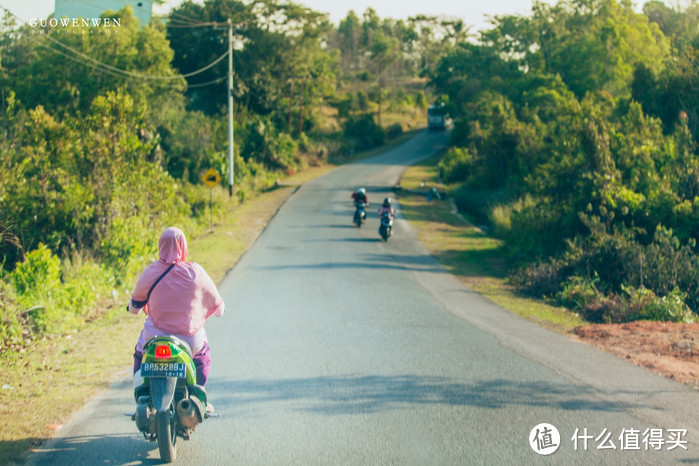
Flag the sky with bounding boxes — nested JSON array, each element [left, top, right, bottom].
[[1, 0, 541, 33], [295, 0, 537, 31]]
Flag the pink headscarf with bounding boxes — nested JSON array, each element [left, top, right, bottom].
[[159, 227, 188, 263], [130, 227, 224, 336]]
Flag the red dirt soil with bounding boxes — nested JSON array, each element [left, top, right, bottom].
[[573, 321, 699, 389]]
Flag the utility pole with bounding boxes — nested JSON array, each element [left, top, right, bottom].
[[227, 18, 234, 197]]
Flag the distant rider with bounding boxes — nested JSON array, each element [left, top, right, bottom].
[[351, 187, 369, 225], [351, 187, 369, 206], [378, 197, 395, 219]]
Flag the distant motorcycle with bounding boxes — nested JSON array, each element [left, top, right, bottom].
[[379, 211, 393, 241], [354, 202, 367, 228], [132, 335, 210, 462]]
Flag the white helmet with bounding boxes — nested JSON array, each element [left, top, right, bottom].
[[358, 187, 366, 194]]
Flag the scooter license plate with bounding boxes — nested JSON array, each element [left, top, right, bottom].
[[141, 362, 186, 378]]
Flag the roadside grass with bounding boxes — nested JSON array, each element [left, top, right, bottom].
[[397, 153, 586, 333], [0, 130, 424, 464], [0, 305, 141, 464]]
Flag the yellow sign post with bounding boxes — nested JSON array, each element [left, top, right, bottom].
[[201, 169, 221, 231], [201, 168, 222, 188]]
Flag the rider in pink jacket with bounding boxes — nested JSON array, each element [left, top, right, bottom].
[[378, 197, 395, 218], [129, 227, 224, 387]]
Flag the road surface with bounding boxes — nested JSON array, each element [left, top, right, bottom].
[[29, 130, 699, 465]]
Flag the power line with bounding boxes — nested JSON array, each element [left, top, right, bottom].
[[187, 76, 228, 88], [33, 41, 184, 94], [163, 9, 218, 28], [37, 40, 228, 91], [165, 21, 219, 29], [41, 28, 228, 80], [0, 5, 227, 83]]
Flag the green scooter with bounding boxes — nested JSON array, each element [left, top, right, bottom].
[[132, 335, 210, 462]]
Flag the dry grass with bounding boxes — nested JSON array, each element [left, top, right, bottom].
[[0, 306, 141, 463]]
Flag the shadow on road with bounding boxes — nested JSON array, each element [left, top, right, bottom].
[[26, 433, 158, 466], [321, 238, 383, 243], [253, 258, 447, 274], [207, 374, 652, 417]]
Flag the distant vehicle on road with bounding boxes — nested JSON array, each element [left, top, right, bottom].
[[427, 103, 452, 130], [378, 211, 393, 241]]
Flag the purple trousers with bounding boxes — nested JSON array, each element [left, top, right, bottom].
[[133, 341, 211, 387]]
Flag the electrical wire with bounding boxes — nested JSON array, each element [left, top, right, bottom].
[[0, 5, 228, 84], [187, 76, 228, 88], [41, 30, 228, 80], [165, 22, 219, 28], [37, 41, 228, 91]]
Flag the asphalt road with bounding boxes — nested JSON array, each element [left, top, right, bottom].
[[29, 130, 699, 465]]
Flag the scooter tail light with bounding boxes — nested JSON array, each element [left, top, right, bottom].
[[155, 345, 172, 359]]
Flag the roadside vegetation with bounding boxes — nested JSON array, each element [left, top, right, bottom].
[[429, 0, 699, 324]]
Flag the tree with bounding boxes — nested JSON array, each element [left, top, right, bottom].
[[1, 6, 183, 118], [643, 0, 699, 52], [484, 0, 670, 98], [368, 30, 400, 126], [167, 0, 332, 118], [336, 10, 362, 72]]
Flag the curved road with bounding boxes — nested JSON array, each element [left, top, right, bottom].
[[30, 130, 699, 464]]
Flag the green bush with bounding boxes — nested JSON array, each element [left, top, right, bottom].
[[595, 287, 696, 324], [9, 245, 87, 335], [501, 195, 567, 264], [634, 287, 695, 323], [451, 185, 510, 225], [555, 275, 600, 312], [489, 203, 512, 238], [0, 279, 24, 348], [513, 215, 699, 322], [641, 226, 699, 311], [101, 217, 157, 276], [387, 123, 403, 139], [343, 114, 385, 151], [10, 244, 60, 295], [438, 147, 473, 184], [510, 259, 569, 298], [2, 243, 133, 346]]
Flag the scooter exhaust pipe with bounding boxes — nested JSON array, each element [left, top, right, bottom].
[[176, 399, 201, 429]]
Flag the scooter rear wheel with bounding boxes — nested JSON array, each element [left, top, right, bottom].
[[156, 410, 177, 462]]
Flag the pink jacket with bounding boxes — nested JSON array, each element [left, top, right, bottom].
[[378, 206, 395, 217], [129, 227, 224, 337]]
